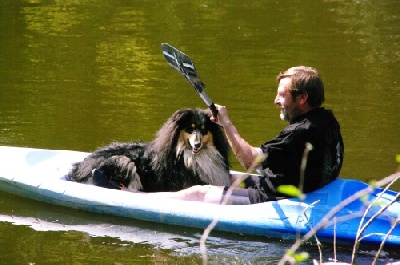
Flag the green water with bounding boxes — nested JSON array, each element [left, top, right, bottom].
[[0, 1, 399, 264]]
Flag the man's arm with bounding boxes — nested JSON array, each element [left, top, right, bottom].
[[212, 105, 261, 170], [222, 121, 262, 170]]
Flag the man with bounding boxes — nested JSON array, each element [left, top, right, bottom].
[[147, 66, 344, 204]]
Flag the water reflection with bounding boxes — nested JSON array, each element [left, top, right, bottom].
[[1, 190, 398, 264]]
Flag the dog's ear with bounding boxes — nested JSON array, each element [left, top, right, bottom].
[[170, 109, 191, 123], [212, 128, 230, 162], [153, 109, 193, 151], [204, 112, 230, 161], [157, 109, 188, 135], [170, 108, 196, 129]]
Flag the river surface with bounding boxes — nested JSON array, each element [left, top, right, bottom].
[[0, 1, 399, 264]]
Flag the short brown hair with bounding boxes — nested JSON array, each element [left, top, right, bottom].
[[277, 66, 325, 107]]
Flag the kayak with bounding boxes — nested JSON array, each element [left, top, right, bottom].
[[0, 146, 399, 246]]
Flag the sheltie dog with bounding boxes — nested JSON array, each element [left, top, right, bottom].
[[67, 108, 231, 192]]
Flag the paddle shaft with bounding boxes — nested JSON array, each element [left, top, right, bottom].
[[199, 91, 218, 117]]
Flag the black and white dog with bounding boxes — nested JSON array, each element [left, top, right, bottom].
[[67, 108, 231, 192]]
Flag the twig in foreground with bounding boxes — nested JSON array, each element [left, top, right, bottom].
[[199, 154, 267, 265]]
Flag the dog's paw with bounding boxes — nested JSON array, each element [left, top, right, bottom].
[[91, 169, 120, 190], [120, 184, 142, 193]]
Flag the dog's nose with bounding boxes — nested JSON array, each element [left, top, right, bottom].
[[194, 142, 201, 149]]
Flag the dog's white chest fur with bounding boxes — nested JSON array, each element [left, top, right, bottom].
[[182, 148, 230, 186]]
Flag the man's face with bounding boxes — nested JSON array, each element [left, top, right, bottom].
[[274, 78, 301, 122]]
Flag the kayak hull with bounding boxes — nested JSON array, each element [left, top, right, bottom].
[[0, 146, 399, 246]]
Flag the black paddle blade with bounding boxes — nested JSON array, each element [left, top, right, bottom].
[[161, 43, 205, 93]]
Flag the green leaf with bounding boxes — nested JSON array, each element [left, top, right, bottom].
[[285, 249, 294, 256], [294, 252, 309, 262], [284, 249, 309, 262], [370, 199, 389, 207], [239, 181, 246, 188], [368, 179, 377, 187], [255, 153, 267, 164], [277, 185, 305, 200], [360, 193, 369, 204]]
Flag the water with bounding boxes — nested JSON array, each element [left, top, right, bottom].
[[0, 0, 399, 264]]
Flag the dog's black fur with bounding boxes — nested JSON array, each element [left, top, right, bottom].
[[67, 108, 231, 192]]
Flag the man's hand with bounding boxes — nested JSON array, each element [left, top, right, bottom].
[[210, 104, 231, 127]]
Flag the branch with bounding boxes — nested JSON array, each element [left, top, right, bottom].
[[199, 154, 267, 265], [281, 172, 400, 264]]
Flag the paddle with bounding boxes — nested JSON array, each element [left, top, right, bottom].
[[161, 43, 218, 118]]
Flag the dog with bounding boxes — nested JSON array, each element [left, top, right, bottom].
[[67, 108, 231, 192]]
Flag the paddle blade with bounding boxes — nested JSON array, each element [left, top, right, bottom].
[[161, 43, 205, 93]]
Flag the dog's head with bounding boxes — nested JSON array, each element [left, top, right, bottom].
[[152, 108, 229, 163], [175, 109, 216, 154], [181, 117, 213, 154]]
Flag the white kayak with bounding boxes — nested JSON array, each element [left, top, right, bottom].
[[0, 146, 399, 246]]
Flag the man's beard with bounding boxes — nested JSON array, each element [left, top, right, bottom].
[[280, 112, 286, 121], [279, 106, 300, 122]]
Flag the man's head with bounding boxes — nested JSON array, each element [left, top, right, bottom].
[[274, 66, 325, 122]]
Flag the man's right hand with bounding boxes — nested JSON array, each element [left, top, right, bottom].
[[210, 104, 231, 127]]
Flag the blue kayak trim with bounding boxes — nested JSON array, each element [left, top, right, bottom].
[[0, 146, 399, 246]]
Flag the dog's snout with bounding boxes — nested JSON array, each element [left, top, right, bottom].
[[195, 130, 202, 142], [189, 129, 202, 152]]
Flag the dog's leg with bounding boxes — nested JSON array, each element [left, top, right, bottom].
[[96, 155, 143, 191], [125, 161, 142, 191]]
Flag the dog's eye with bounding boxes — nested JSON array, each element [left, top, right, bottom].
[[200, 128, 208, 135], [185, 124, 196, 134]]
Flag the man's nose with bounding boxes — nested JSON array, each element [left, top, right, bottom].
[[274, 95, 280, 105]]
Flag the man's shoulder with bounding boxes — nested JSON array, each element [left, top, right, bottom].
[[284, 117, 314, 133], [300, 108, 340, 130], [283, 109, 339, 138]]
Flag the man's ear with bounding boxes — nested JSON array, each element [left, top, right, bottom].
[[298, 93, 309, 105]]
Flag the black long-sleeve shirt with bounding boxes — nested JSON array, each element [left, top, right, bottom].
[[247, 107, 344, 203]]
